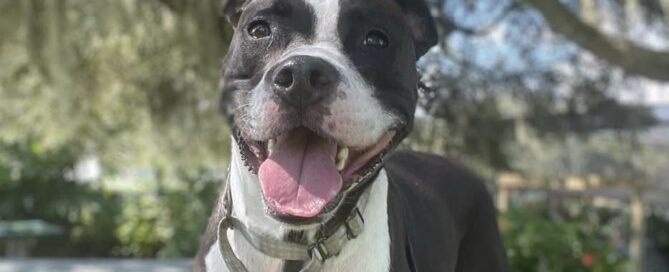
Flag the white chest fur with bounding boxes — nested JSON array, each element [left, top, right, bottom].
[[205, 171, 391, 272]]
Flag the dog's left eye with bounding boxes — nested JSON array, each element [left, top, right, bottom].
[[363, 30, 389, 49], [247, 20, 271, 39]]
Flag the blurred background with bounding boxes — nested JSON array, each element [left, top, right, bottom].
[[0, 0, 668, 271]]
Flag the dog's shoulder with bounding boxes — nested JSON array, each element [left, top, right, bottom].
[[384, 150, 508, 272], [385, 150, 492, 221]]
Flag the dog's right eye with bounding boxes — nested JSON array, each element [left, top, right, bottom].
[[247, 21, 271, 39], [363, 30, 389, 49]]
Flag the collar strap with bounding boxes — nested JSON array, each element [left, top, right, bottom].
[[217, 170, 376, 272]]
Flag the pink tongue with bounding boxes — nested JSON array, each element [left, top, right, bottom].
[[258, 128, 341, 218]]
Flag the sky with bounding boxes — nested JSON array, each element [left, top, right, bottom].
[[654, 106, 669, 122], [640, 82, 669, 106]]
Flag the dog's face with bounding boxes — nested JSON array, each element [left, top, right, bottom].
[[219, 0, 437, 223]]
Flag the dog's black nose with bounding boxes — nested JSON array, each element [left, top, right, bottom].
[[271, 56, 339, 110]]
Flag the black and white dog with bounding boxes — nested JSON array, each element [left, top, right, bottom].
[[194, 0, 508, 271]]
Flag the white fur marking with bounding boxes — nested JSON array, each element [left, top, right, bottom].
[[242, 0, 397, 147], [306, 0, 341, 44], [205, 241, 228, 272]]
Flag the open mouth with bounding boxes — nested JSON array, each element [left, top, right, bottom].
[[236, 127, 396, 220]]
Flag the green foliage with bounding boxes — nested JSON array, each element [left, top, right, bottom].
[[0, 140, 220, 257], [114, 194, 169, 257], [0, 0, 229, 258], [109, 169, 221, 258], [0, 0, 231, 169], [501, 206, 628, 272], [0, 140, 121, 256], [647, 212, 669, 258], [157, 170, 221, 258], [112, 169, 220, 258]]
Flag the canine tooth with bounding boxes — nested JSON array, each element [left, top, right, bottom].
[[337, 160, 346, 171], [268, 139, 276, 154], [337, 147, 349, 171], [338, 147, 349, 160]]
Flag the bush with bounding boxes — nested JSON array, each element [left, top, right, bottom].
[[648, 211, 669, 258], [500, 206, 627, 272], [113, 169, 220, 258], [0, 140, 220, 258], [0, 141, 121, 256]]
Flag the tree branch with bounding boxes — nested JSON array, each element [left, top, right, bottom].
[[524, 0, 669, 82], [660, 0, 669, 25]]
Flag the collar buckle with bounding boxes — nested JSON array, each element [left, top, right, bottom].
[[312, 243, 327, 262], [345, 207, 364, 239]]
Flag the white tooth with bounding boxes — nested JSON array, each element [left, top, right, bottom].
[[337, 160, 346, 171], [336, 147, 349, 171], [268, 139, 276, 155], [338, 147, 349, 161]]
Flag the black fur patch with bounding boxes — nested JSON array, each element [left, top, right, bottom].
[[220, 0, 316, 118], [337, 0, 420, 139]]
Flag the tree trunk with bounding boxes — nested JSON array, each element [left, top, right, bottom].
[[47, 0, 70, 87], [629, 188, 646, 272], [660, 0, 669, 24], [25, 0, 70, 85], [25, 0, 48, 78]]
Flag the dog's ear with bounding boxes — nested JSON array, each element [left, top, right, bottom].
[[221, 0, 247, 29], [395, 0, 438, 58]]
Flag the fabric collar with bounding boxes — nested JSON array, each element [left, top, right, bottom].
[[217, 169, 379, 272]]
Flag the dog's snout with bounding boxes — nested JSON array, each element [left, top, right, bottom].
[[271, 56, 339, 110]]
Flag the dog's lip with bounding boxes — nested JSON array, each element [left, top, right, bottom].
[[241, 126, 397, 165], [241, 125, 357, 150], [340, 130, 396, 178]]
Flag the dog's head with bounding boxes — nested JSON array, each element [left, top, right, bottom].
[[219, 0, 437, 223]]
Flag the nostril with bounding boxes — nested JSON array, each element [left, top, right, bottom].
[[310, 69, 333, 89], [274, 68, 294, 88]]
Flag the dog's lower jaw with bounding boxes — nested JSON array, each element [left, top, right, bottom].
[[206, 140, 391, 271]]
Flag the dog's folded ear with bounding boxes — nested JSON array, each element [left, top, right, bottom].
[[220, 0, 247, 29], [395, 0, 439, 58]]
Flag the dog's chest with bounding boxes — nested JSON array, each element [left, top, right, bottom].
[[204, 174, 391, 272]]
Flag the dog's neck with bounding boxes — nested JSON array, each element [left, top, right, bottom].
[[206, 140, 391, 271]]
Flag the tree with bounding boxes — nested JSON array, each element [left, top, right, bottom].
[[431, 0, 669, 82], [0, 0, 232, 169], [524, 0, 669, 82], [0, 0, 231, 257]]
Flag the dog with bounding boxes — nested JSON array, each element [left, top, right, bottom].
[[193, 0, 509, 271]]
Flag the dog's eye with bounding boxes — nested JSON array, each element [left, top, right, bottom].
[[363, 30, 389, 49], [247, 21, 271, 39]]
